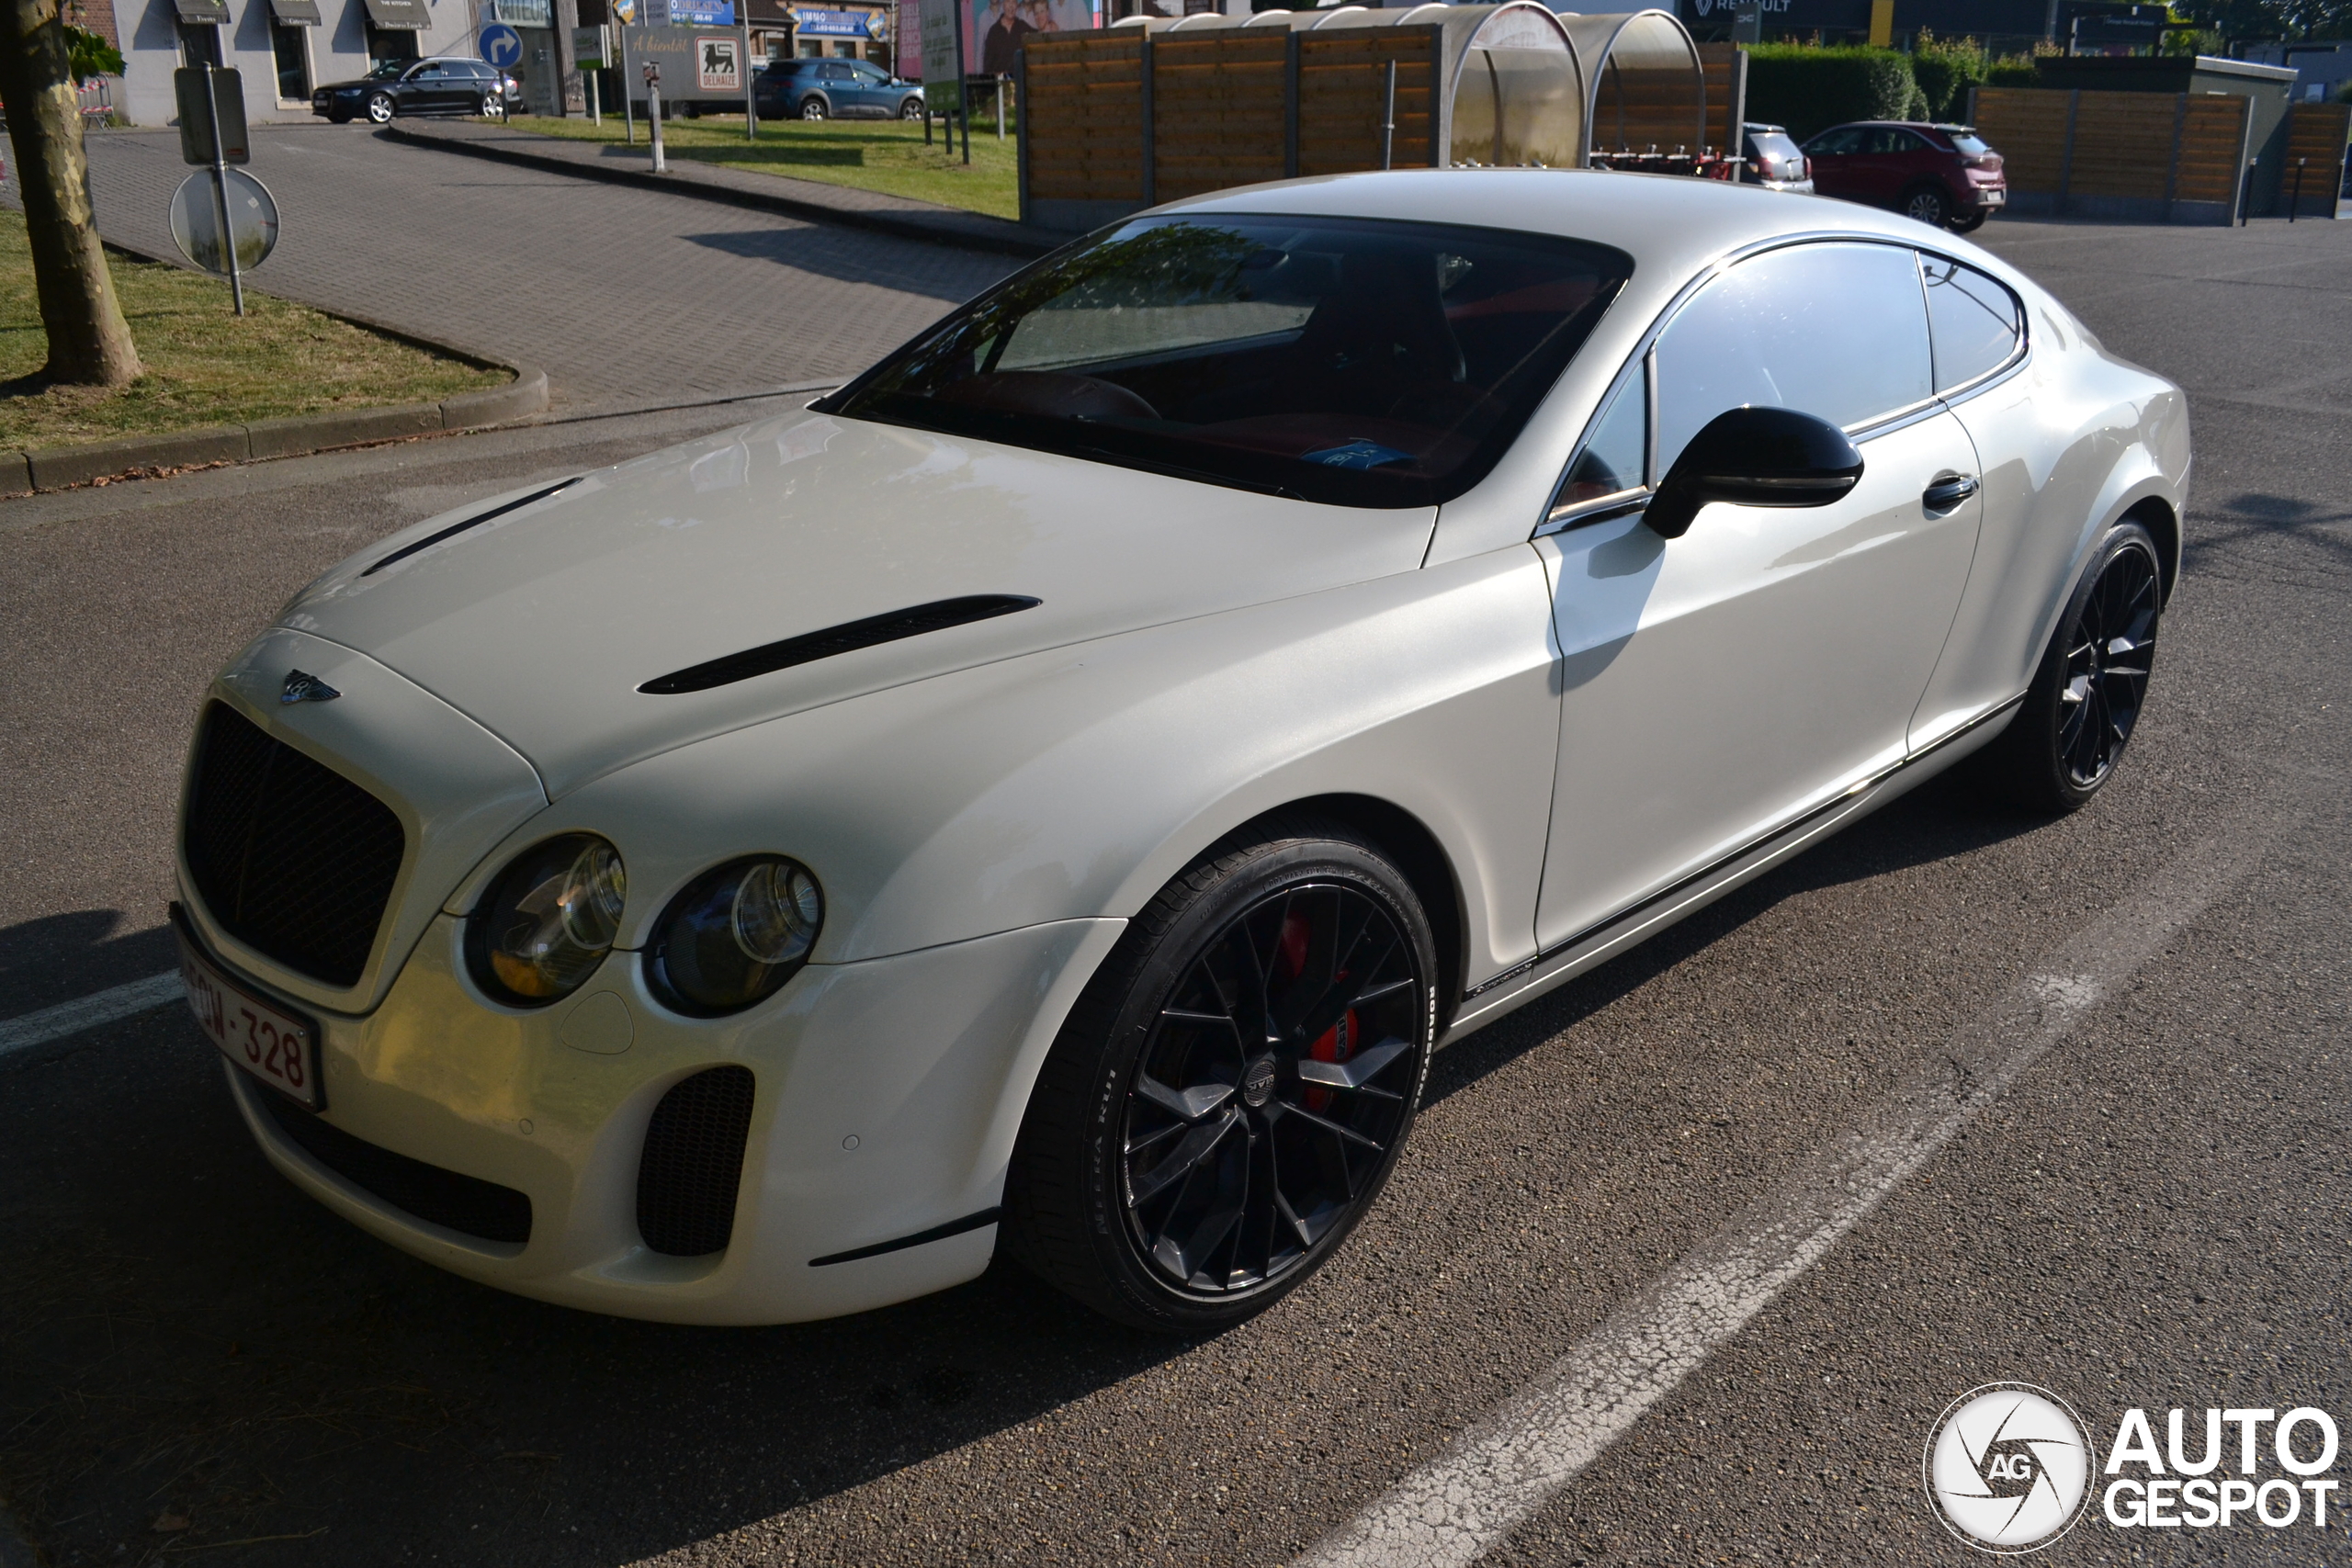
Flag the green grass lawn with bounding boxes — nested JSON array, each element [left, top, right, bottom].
[[508, 112, 1021, 220], [0, 209, 507, 451]]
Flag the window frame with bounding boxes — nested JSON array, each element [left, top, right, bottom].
[[1541, 232, 2030, 537]]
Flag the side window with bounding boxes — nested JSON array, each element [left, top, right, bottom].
[[854, 62, 887, 85], [1652, 243, 1932, 475], [1556, 360, 1648, 509], [1809, 127, 1862, 155], [820, 61, 854, 80], [1920, 254, 2022, 391]]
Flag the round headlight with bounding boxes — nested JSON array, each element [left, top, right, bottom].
[[648, 856, 822, 1016], [467, 834, 627, 1006]]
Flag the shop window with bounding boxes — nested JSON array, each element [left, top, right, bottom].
[[367, 26, 420, 69], [797, 37, 820, 54], [272, 24, 311, 99], [178, 20, 222, 65], [831, 39, 856, 56]]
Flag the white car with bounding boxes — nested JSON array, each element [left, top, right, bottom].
[[173, 170, 2185, 1333]]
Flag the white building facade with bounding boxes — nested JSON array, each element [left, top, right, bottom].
[[117, 0, 481, 126]]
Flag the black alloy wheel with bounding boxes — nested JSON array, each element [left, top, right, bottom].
[[1973, 521, 2164, 813], [1904, 185, 1951, 227], [899, 96, 923, 119], [798, 95, 827, 120], [1951, 209, 1988, 233], [1003, 821, 1436, 1333]]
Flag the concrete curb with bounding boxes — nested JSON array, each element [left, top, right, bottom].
[[4, 367, 548, 493], [379, 123, 1065, 260]]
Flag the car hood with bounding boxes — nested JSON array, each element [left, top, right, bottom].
[[278, 411, 1438, 799]]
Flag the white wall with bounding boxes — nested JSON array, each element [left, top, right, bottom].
[[119, 0, 481, 126]]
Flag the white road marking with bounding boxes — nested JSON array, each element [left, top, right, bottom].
[[0, 973, 185, 1062], [1299, 809, 2283, 1568]]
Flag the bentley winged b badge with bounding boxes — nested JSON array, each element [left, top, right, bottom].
[[280, 670, 341, 705]]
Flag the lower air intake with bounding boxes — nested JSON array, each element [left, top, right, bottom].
[[637, 1066, 756, 1257], [259, 1089, 532, 1246]]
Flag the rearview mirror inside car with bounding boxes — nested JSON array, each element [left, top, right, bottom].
[[1645, 406, 1865, 540]]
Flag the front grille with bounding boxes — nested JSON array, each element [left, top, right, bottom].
[[259, 1090, 533, 1246], [182, 702, 406, 988], [637, 1066, 756, 1257]]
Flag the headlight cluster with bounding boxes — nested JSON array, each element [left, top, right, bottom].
[[647, 856, 823, 1016], [468, 839, 822, 1016]]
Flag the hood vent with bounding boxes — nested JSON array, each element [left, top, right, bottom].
[[639, 594, 1043, 695], [363, 477, 580, 577]]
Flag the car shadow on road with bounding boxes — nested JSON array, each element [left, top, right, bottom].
[[680, 228, 1012, 302], [1423, 769, 2051, 1113], [0, 983, 1184, 1568], [0, 907, 177, 1016]]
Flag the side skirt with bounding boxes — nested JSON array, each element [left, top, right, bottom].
[[1440, 698, 2021, 1046]]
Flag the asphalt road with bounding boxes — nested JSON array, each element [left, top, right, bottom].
[[1, 212, 2346, 1568], [79, 125, 1014, 412]]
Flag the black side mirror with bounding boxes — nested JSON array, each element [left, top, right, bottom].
[[1645, 406, 1864, 540]]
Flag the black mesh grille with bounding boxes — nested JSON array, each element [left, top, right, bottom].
[[637, 1066, 756, 1257], [259, 1089, 532, 1246], [183, 702, 406, 988]]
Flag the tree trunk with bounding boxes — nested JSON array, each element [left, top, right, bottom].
[[0, 0, 139, 386]]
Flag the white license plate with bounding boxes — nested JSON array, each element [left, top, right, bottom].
[[1982, 188, 2006, 206], [175, 913, 322, 1110]]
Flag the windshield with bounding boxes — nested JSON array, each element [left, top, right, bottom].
[[1748, 130, 1802, 162], [364, 62, 410, 80], [819, 215, 1632, 508]]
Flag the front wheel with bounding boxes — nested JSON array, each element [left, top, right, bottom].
[[365, 91, 396, 125], [1973, 521, 2164, 813], [1002, 819, 1436, 1333], [797, 95, 827, 120], [899, 96, 923, 120], [1951, 209, 1988, 233], [1902, 186, 1951, 227]]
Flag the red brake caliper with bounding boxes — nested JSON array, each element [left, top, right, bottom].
[[1305, 1002, 1356, 1114]]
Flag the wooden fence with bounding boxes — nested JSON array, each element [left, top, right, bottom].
[[1972, 85, 2252, 224], [2283, 101, 2352, 218], [1698, 42, 1746, 157], [1022, 24, 1444, 233]]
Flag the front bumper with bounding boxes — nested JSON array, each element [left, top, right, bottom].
[[219, 908, 1122, 1324]]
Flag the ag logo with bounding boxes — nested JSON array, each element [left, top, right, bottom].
[[1924, 1383, 2092, 1553]]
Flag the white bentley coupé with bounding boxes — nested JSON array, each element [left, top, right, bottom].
[[173, 170, 2184, 1331]]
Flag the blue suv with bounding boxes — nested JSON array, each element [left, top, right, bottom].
[[753, 58, 924, 121]]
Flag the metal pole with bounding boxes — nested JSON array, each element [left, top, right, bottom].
[[743, 18, 756, 140], [648, 73, 666, 170], [588, 64, 600, 125], [620, 25, 636, 143], [2290, 155, 2304, 220], [204, 64, 244, 317], [1381, 56, 1395, 171], [994, 73, 1003, 141]]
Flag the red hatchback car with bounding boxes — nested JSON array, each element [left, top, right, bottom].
[[1800, 121, 2007, 231]]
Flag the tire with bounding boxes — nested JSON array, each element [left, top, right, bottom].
[[1903, 185, 1951, 227], [480, 94, 505, 120], [899, 96, 923, 120], [1001, 818, 1438, 1334], [797, 95, 827, 120], [1951, 209, 1988, 233], [327, 109, 353, 125], [365, 91, 396, 124], [1972, 521, 2164, 814]]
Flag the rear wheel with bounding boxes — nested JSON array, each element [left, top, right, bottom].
[[1902, 185, 1951, 227], [797, 95, 827, 120], [479, 93, 505, 119], [1002, 819, 1436, 1334], [1973, 522, 2163, 813]]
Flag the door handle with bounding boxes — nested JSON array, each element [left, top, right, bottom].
[[1923, 474, 1980, 510]]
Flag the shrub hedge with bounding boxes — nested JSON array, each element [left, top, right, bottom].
[[1743, 45, 1918, 141]]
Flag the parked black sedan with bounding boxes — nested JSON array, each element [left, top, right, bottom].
[[314, 58, 522, 125]]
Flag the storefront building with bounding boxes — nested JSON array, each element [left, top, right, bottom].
[[786, 4, 890, 64], [118, 0, 475, 125]]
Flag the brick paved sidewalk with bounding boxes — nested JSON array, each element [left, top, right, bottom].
[[76, 125, 1015, 412], [387, 118, 1064, 258]]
